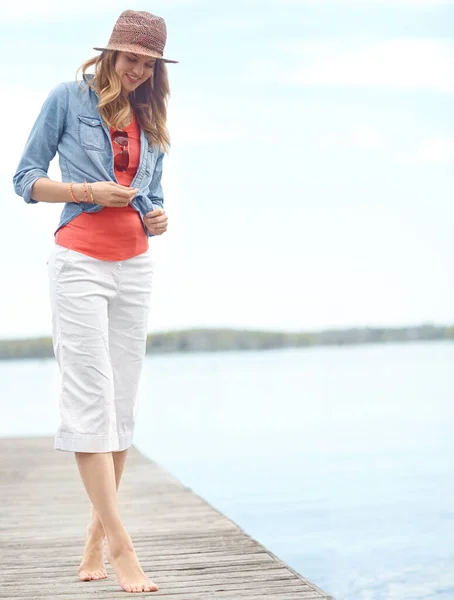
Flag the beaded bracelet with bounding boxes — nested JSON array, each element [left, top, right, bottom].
[[82, 181, 90, 203], [68, 182, 80, 203]]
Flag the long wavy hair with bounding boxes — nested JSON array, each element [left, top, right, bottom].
[[76, 50, 170, 152]]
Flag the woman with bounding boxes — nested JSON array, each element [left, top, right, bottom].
[[12, 10, 178, 594]]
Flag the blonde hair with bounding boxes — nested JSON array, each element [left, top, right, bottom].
[[76, 50, 170, 152]]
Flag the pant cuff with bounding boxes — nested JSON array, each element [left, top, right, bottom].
[[54, 431, 133, 453]]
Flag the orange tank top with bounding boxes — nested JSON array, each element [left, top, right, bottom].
[[55, 113, 148, 261]]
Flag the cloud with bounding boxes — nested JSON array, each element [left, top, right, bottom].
[[350, 126, 388, 150], [167, 104, 274, 145], [249, 38, 454, 94], [279, 0, 448, 5], [320, 127, 454, 166], [169, 117, 244, 145], [0, 0, 198, 23], [407, 138, 454, 164], [320, 125, 390, 151]]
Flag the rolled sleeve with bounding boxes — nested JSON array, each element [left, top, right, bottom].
[[13, 82, 68, 204]]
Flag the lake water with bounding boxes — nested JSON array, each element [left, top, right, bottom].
[[1, 341, 452, 600]]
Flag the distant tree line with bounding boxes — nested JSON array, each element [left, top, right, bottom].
[[0, 324, 452, 361]]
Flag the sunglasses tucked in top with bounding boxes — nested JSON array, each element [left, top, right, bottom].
[[112, 130, 130, 172]]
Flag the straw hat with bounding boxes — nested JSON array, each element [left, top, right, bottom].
[[94, 10, 178, 64]]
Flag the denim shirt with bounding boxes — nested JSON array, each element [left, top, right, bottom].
[[12, 75, 164, 237]]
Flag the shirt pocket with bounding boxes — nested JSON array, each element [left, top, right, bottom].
[[77, 115, 106, 151]]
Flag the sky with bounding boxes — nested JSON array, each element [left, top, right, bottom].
[[1, 0, 453, 339]]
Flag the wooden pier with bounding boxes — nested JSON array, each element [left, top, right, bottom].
[[0, 437, 333, 599]]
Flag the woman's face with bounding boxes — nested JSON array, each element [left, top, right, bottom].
[[115, 51, 157, 95]]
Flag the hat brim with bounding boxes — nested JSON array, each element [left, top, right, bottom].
[[93, 45, 178, 63]]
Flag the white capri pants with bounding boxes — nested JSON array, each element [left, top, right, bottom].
[[47, 244, 153, 453]]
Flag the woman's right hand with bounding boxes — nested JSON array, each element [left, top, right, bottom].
[[74, 182, 138, 207]]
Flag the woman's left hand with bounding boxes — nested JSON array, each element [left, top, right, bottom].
[[144, 209, 168, 235]]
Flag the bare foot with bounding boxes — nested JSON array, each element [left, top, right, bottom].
[[109, 537, 158, 593], [78, 527, 108, 582]]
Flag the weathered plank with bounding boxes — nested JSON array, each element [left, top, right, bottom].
[[0, 437, 334, 599]]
